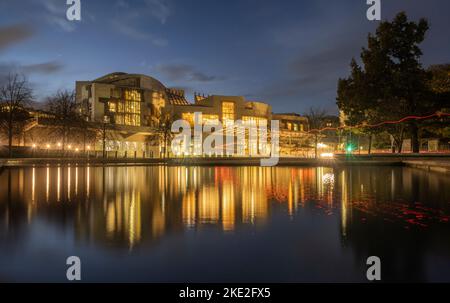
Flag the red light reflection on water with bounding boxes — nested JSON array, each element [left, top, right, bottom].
[[351, 200, 450, 229]]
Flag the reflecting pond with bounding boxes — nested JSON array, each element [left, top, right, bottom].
[[0, 165, 450, 282]]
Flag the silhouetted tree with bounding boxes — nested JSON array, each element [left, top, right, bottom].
[[0, 73, 33, 157], [420, 64, 450, 141], [338, 12, 433, 153], [157, 113, 174, 158], [46, 90, 82, 151], [304, 107, 328, 159]]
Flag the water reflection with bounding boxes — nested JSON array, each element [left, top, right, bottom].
[[0, 165, 450, 281]]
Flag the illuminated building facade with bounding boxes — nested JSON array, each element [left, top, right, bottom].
[[75, 72, 191, 157], [2, 72, 312, 158], [166, 94, 273, 156], [272, 113, 310, 157]]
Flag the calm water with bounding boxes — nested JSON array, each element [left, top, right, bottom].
[[0, 165, 450, 282]]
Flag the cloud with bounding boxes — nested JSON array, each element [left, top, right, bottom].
[[259, 34, 362, 102], [0, 61, 64, 97], [41, 0, 78, 32], [115, 0, 130, 9], [110, 0, 172, 45], [0, 61, 64, 79], [21, 61, 64, 74], [145, 0, 172, 24], [259, 1, 371, 112], [0, 24, 34, 51], [46, 16, 77, 32], [156, 64, 224, 82], [112, 21, 168, 46]]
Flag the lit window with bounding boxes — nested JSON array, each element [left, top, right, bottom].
[[242, 116, 267, 127], [182, 113, 220, 126], [182, 113, 194, 125], [241, 116, 268, 156], [122, 89, 141, 126], [222, 102, 235, 123], [203, 114, 219, 125], [108, 102, 116, 112]]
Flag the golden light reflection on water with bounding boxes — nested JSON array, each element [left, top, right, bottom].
[[1, 165, 449, 250]]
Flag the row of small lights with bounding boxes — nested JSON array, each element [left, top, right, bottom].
[[31, 143, 92, 152]]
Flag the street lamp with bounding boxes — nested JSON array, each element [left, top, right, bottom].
[[103, 115, 110, 159], [31, 143, 36, 157]]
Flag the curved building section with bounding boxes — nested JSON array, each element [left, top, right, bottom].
[[76, 72, 180, 128]]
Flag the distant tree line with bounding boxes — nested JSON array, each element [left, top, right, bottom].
[[0, 73, 98, 157]]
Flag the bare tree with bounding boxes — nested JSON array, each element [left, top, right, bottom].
[[304, 107, 328, 159], [0, 73, 33, 157], [157, 113, 174, 158], [46, 90, 81, 151]]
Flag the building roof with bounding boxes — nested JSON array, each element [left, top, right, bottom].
[[93, 72, 167, 92], [166, 89, 190, 105], [273, 113, 303, 117]]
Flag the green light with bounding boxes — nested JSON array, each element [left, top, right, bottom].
[[346, 144, 354, 153]]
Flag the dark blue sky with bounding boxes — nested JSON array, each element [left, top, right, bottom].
[[1, 0, 449, 114]]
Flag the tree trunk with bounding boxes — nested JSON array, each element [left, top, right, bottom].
[[62, 127, 67, 152], [165, 135, 169, 158], [83, 131, 86, 152], [8, 116, 13, 158], [314, 134, 318, 159], [398, 128, 405, 154], [368, 134, 373, 155], [410, 122, 420, 153], [357, 135, 361, 154]]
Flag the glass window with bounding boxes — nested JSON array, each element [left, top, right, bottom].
[[222, 102, 235, 123], [108, 102, 116, 113], [242, 116, 267, 127], [182, 113, 194, 125], [182, 113, 220, 126], [108, 90, 141, 126], [203, 114, 219, 125], [123, 89, 141, 126]]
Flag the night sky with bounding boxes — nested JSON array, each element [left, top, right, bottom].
[[1, 0, 449, 114]]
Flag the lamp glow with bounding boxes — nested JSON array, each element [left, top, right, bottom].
[[320, 152, 334, 159]]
